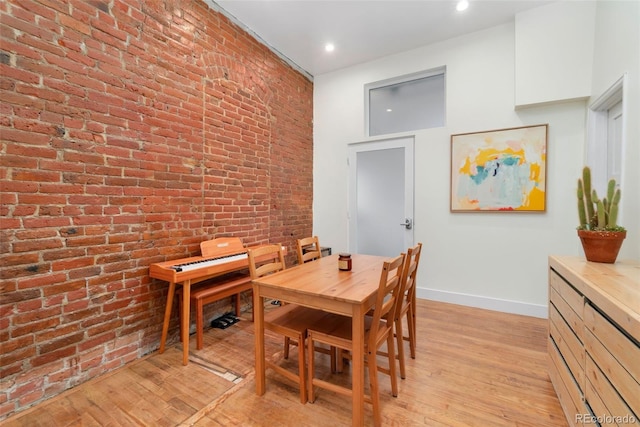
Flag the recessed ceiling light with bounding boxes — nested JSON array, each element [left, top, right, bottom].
[[325, 43, 335, 52], [386, 108, 393, 112], [456, 0, 469, 12]]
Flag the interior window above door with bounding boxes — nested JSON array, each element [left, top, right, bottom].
[[366, 67, 445, 137]]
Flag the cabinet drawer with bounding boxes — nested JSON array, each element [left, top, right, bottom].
[[584, 304, 640, 414], [549, 336, 585, 425], [586, 355, 638, 425], [550, 304, 585, 389], [550, 281, 584, 343], [550, 269, 584, 319]]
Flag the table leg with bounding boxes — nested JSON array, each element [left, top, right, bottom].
[[351, 304, 365, 427], [181, 280, 191, 366], [254, 285, 266, 395], [159, 281, 176, 354]]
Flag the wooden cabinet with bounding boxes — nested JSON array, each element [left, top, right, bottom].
[[548, 256, 639, 427]]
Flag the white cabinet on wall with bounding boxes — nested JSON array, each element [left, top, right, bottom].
[[515, 1, 597, 108]]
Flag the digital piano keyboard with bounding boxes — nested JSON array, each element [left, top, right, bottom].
[[149, 251, 250, 285]]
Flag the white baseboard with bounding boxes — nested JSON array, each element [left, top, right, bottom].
[[417, 287, 548, 319]]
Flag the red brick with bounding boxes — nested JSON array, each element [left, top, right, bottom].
[[76, 331, 116, 353], [0, 253, 39, 268], [15, 297, 42, 313], [15, 272, 66, 290], [61, 301, 91, 318], [30, 346, 76, 367], [42, 247, 86, 261], [16, 84, 66, 103], [77, 348, 105, 371], [6, 143, 57, 160], [0, 345, 36, 368], [1, 62, 42, 85], [65, 73, 106, 92], [58, 13, 91, 37], [42, 51, 89, 75], [37, 331, 85, 355], [51, 257, 94, 272], [11, 317, 60, 339], [17, 194, 66, 205], [13, 304, 61, 324], [0, 219, 20, 230], [20, 217, 70, 229], [12, 169, 61, 183], [0, 334, 34, 355], [14, 0, 57, 21], [1, 127, 49, 144], [36, 324, 80, 343]]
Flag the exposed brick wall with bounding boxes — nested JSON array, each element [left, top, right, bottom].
[[0, 0, 313, 418]]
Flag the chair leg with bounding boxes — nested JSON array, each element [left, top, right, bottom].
[[395, 317, 406, 379], [330, 346, 337, 373], [368, 347, 382, 427], [250, 290, 255, 322], [407, 307, 416, 359], [177, 291, 183, 343], [284, 337, 291, 359], [307, 333, 316, 403], [336, 348, 344, 373], [410, 296, 417, 359], [297, 333, 308, 404], [196, 299, 204, 350], [387, 333, 398, 397], [234, 293, 241, 317]]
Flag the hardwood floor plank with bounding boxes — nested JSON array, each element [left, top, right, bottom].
[[3, 299, 567, 427]]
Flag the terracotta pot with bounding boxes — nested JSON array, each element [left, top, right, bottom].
[[577, 229, 627, 263]]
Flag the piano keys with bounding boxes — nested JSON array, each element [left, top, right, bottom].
[[170, 253, 248, 272], [149, 251, 251, 285]]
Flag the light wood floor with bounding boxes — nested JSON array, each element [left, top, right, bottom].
[[3, 299, 567, 426]]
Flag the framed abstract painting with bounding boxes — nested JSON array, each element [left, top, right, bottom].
[[450, 124, 548, 212]]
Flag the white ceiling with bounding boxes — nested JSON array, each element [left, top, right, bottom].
[[206, 0, 554, 78]]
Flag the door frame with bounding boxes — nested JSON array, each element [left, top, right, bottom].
[[347, 136, 415, 254], [586, 73, 627, 195]]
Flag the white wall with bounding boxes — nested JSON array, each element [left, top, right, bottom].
[[313, 18, 598, 318], [590, 0, 640, 262]]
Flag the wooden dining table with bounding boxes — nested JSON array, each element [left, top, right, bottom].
[[252, 253, 388, 427]]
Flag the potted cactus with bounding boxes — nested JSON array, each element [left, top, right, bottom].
[[577, 166, 626, 263]]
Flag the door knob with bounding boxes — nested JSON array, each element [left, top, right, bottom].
[[400, 218, 413, 230]]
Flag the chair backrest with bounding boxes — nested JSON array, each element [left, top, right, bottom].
[[200, 237, 245, 258], [296, 236, 322, 264], [247, 244, 286, 279], [368, 253, 406, 344], [395, 242, 423, 318]]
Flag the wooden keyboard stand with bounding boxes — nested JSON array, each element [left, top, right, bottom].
[[151, 237, 256, 365]]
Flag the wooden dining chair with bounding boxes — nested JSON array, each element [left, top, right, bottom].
[[248, 244, 330, 404], [394, 242, 422, 379], [306, 253, 406, 426], [296, 236, 322, 264], [295, 236, 339, 368]]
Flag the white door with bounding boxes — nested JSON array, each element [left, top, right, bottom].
[[348, 137, 414, 257]]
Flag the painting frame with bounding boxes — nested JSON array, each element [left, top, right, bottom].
[[450, 124, 548, 212]]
